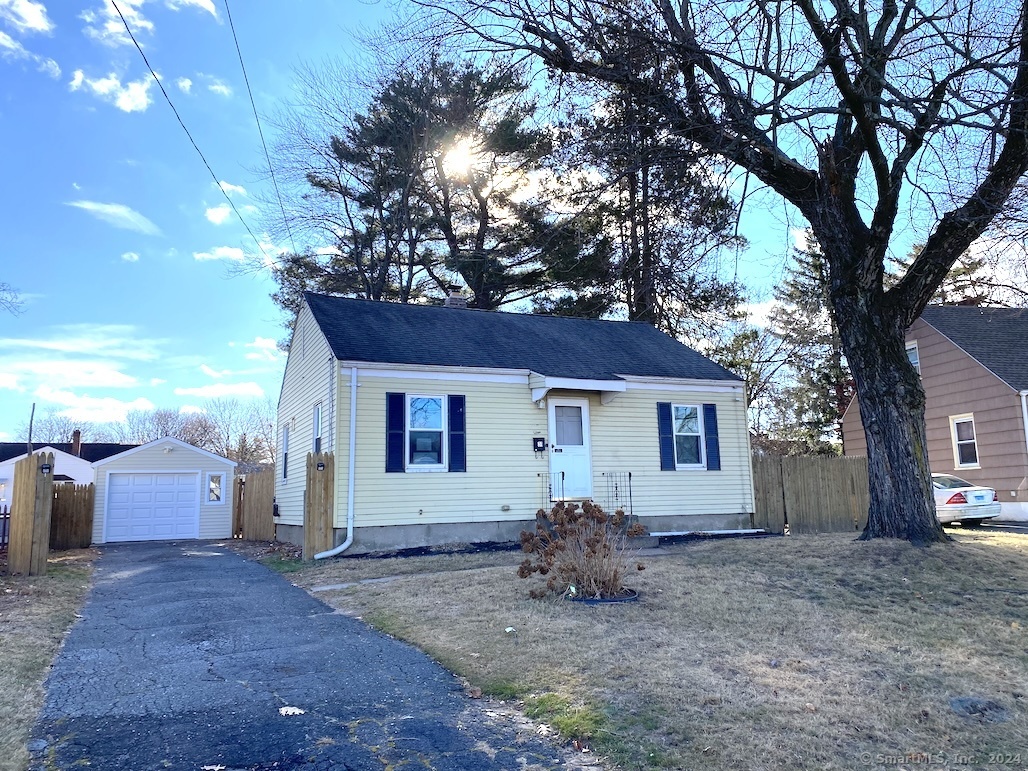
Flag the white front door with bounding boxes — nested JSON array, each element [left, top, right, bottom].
[[548, 398, 592, 499]]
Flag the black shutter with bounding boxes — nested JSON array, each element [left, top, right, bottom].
[[386, 392, 405, 473], [448, 395, 466, 472], [657, 402, 675, 470], [703, 403, 721, 471]]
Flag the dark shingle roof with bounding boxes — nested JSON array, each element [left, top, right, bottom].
[[919, 306, 1028, 391], [0, 442, 138, 464], [304, 293, 741, 382]]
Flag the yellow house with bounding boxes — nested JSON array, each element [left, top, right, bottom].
[[275, 292, 757, 554]]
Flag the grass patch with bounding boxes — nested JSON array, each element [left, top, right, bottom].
[[258, 556, 307, 574], [276, 531, 1028, 770], [0, 549, 95, 771]]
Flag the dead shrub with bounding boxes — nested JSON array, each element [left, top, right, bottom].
[[518, 501, 646, 599]]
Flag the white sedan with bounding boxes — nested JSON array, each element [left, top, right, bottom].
[[933, 474, 1001, 526]]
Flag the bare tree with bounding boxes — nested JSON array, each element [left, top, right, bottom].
[[0, 282, 21, 315], [416, 0, 1028, 544]]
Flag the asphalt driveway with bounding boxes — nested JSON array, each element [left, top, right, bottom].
[[30, 542, 574, 771]]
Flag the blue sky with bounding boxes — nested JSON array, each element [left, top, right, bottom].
[[0, 0, 804, 440], [0, 0, 399, 437]]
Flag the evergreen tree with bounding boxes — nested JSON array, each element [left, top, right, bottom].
[[770, 231, 853, 449]]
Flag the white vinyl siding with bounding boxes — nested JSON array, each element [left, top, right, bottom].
[[341, 375, 753, 529], [274, 303, 337, 526]]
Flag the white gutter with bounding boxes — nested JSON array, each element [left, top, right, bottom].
[[315, 366, 357, 559], [1021, 391, 1028, 463]]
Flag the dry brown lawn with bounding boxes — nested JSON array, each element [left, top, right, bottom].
[[0, 550, 95, 771], [268, 531, 1028, 771]]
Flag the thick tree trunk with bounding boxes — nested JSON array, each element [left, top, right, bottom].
[[834, 300, 949, 545]]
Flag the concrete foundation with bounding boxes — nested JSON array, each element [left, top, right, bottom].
[[275, 511, 755, 555]]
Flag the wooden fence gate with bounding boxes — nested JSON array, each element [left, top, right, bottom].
[[753, 455, 870, 534], [50, 483, 95, 551], [7, 452, 55, 576], [233, 471, 276, 541], [303, 452, 335, 561]]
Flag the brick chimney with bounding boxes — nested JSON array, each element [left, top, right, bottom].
[[443, 287, 468, 309], [71, 429, 82, 457]]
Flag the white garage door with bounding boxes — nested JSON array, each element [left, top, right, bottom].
[[106, 473, 200, 542]]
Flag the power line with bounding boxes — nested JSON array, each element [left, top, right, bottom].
[[109, 0, 271, 264], [223, 0, 298, 256]]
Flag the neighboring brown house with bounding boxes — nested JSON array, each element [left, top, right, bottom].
[[842, 306, 1028, 521]]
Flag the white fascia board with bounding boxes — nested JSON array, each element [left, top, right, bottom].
[[616, 374, 745, 393], [92, 436, 236, 468], [340, 361, 530, 384], [541, 376, 627, 393]]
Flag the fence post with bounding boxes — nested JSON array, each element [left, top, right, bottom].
[[303, 452, 335, 560], [8, 453, 54, 576]]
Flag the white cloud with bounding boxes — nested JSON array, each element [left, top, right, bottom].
[[244, 336, 285, 362], [179, 404, 204, 414], [149, 377, 166, 386], [81, 0, 152, 47], [0, 0, 54, 33], [193, 245, 244, 261], [173, 382, 264, 399], [10, 360, 139, 389], [69, 69, 152, 112], [175, 76, 191, 93], [0, 372, 21, 391], [205, 204, 231, 225], [67, 201, 160, 234], [218, 180, 246, 196], [35, 384, 155, 423], [165, 0, 217, 17], [121, 251, 140, 262], [0, 29, 59, 77], [200, 363, 229, 379], [0, 324, 164, 361], [207, 77, 231, 96]]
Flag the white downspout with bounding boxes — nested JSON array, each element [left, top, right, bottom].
[[315, 366, 357, 559], [1021, 390, 1028, 468]]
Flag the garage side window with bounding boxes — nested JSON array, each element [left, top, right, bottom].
[[282, 425, 290, 480], [313, 403, 322, 453], [207, 473, 225, 504], [950, 414, 979, 468]]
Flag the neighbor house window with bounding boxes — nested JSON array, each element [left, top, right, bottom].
[[906, 341, 920, 374], [207, 473, 224, 504], [282, 424, 290, 479], [407, 395, 445, 469], [672, 404, 705, 468], [313, 403, 322, 453], [950, 414, 979, 468]]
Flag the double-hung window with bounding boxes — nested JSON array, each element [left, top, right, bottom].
[[282, 424, 290, 479], [672, 404, 705, 468], [407, 395, 445, 468], [657, 402, 721, 471], [906, 341, 921, 375], [386, 392, 466, 473], [207, 472, 224, 504], [313, 403, 322, 453], [950, 414, 979, 468]]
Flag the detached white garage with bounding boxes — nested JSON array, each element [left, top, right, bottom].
[[92, 437, 236, 544]]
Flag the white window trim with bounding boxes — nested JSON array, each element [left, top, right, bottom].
[[672, 403, 706, 470], [313, 403, 323, 453], [206, 472, 226, 505], [405, 394, 447, 472], [906, 341, 921, 375], [949, 413, 980, 469]]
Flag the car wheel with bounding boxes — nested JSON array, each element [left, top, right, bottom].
[[962, 518, 983, 527]]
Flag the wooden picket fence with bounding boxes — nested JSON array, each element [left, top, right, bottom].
[[8, 453, 55, 576], [50, 483, 95, 551], [303, 452, 335, 560], [752, 455, 870, 535], [233, 471, 276, 542]]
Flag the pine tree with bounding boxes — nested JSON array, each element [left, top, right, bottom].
[[771, 231, 854, 450]]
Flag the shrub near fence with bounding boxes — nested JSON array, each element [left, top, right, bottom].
[[753, 455, 870, 535]]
